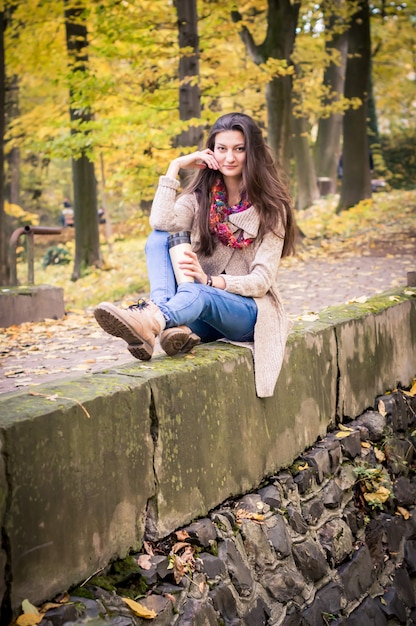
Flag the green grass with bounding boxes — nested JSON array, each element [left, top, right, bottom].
[[17, 235, 150, 311]]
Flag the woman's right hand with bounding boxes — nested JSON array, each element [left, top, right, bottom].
[[166, 149, 219, 179]]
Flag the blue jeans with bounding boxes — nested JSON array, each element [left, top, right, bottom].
[[145, 230, 257, 342]]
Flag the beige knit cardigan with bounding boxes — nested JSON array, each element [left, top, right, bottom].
[[150, 176, 290, 398]]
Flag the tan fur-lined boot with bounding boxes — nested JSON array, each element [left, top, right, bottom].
[[94, 299, 166, 361]]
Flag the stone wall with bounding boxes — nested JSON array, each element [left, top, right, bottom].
[[62, 388, 416, 626], [0, 288, 415, 620], [0, 285, 64, 327]]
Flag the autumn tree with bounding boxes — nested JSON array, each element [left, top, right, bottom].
[[175, 0, 202, 150], [370, 0, 416, 186], [290, 86, 320, 210], [313, 0, 348, 191], [290, 5, 324, 210], [232, 0, 301, 174], [2, 0, 414, 233], [0, 7, 8, 286], [339, 0, 372, 210], [5, 73, 18, 205], [64, 0, 101, 279], [231, 1, 337, 209], [371, 0, 416, 134]]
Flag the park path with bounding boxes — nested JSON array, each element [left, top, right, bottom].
[[0, 252, 414, 396]]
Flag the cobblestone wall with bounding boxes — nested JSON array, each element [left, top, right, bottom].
[[52, 387, 416, 626]]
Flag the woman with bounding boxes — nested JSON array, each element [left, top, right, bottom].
[[94, 112, 296, 397]]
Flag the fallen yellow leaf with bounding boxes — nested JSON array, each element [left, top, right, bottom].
[[16, 601, 42, 626], [121, 597, 157, 619], [299, 313, 319, 322], [338, 423, 353, 432], [378, 399, 387, 417], [364, 486, 391, 505], [21, 600, 40, 615], [374, 448, 386, 463], [361, 442, 371, 448], [396, 506, 411, 520], [336, 431, 352, 438], [410, 381, 416, 396], [16, 615, 42, 626], [40, 601, 66, 613]]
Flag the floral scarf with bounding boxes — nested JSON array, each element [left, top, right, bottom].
[[209, 179, 254, 249]]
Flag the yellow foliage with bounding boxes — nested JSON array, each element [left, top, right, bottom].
[[296, 189, 416, 259], [121, 597, 157, 619], [406, 380, 416, 397], [396, 506, 411, 520], [5, 202, 39, 226], [374, 448, 386, 463], [3, 0, 415, 211], [15, 615, 42, 626], [338, 423, 353, 432], [15, 599, 42, 626], [364, 486, 391, 506]]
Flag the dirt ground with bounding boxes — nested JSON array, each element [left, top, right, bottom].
[[1, 240, 414, 396]]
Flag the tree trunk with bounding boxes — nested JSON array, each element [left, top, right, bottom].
[[291, 114, 320, 210], [263, 0, 300, 174], [314, 3, 348, 193], [6, 75, 20, 205], [366, 57, 385, 178], [7, 146, 19, 205], [175, 0, 202, 150], [99, 153, 114, 255], [266, 74, 293, 174], [367, 59, 379, 146], [232, 0, 301, 175], [64, 0, 101, 280], [0, 10, 9, 286], [339, 0, 372, 211], [71, 155, 100, 277]]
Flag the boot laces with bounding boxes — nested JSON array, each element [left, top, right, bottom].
[[128, 298, 149, 311]]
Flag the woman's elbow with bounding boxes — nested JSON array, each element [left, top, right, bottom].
[[249, 274, 273, 298], [253, 286, 269, 298], [245, 280, 270, 298], [149, 216, 166, 231]]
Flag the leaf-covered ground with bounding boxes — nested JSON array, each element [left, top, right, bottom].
[[1, 189, 415, 395], [294, 190, 415, 260]]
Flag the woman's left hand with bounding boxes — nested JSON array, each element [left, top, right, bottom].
[[178, 250, 208, 284]]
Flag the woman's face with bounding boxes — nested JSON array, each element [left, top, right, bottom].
[[213, 130, 246, 180]]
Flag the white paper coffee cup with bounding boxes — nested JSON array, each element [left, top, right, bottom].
[[168, 231, 194, 285]]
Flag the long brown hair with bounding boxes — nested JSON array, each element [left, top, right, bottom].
[[183, 112, 296, 257]]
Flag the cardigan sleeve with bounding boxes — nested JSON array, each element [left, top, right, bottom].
[[150, 176, 196, 232], [223, 231, 284, 298]]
